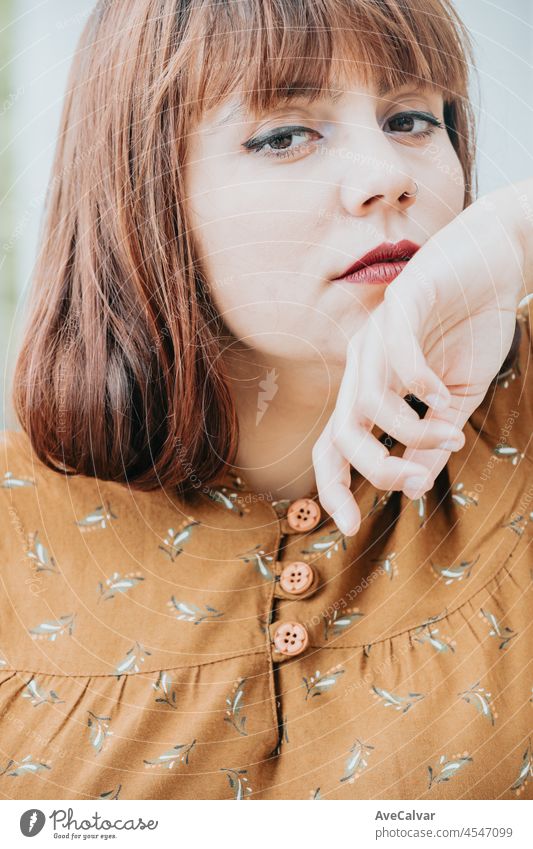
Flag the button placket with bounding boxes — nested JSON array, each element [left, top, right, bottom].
[[268, 498, 321, 663]]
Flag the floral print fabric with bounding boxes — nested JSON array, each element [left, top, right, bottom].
[[0, 301, 531, 800]]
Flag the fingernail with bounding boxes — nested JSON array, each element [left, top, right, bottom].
[[438, 438, 463, 451], [333, 511, 358, 536], [426, 393, 449, 410]]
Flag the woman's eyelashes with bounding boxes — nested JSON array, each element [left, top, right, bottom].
[[241, 125, 322, 159], [241, 111, 445, 160]]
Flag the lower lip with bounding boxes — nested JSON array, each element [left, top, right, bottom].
[[334, 260, 408, 284]]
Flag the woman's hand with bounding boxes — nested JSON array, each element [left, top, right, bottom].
[[312, 179, 532, 536]]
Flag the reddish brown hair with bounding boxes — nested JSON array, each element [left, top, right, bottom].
[[13, 0, 510, 496]]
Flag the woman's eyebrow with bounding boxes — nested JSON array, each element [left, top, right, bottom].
[[207, 80, 434, 133], [208, 87, 345, 133]]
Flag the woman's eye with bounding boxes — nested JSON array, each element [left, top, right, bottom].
[[241, 126, 322, 159], [241, 111, 443, 161], [385, 110, 444, 139]]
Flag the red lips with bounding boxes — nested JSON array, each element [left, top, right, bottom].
[[333, 239, 421, 280]]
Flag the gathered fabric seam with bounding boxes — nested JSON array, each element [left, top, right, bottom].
[[0, 646, 268, 679]]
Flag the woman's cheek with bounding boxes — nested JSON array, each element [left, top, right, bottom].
[[420, 143, 466, 216]]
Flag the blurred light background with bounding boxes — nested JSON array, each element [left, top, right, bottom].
[[1, 0, 533, 430]]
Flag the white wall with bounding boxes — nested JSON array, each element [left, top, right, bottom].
[[455, 0, 533, 192], [11, 1, 95, 312]]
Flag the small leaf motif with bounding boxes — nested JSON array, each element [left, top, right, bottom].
[[412, 614, 456, 653], [302, 666, 345, 700], [323, 608, 364, 640], [224, 677, 248, 736], [158, 519, 200, 562], [75, 503, 118, 532], [300, 529, 348, 559], [29, 613, 75, 641], [451, 482, 479, 509], [99, 783, 122, 800], [458, 681, 497, 725], [510, 738, 532, 795], [271, 499, 292, 518], [87, 710, 113, 754], [97, 571, 145, 601], [340, 738, 375, 784], [167, 596, 224, 624], [208, 467, 248, 494], [22, 677, 65, 707], [495, 362, 519, 389], [144, 739, 196, 769], [237, 544, 275, 580], [1, 471, 35, 489], [493, 444, 524, 465], [369, 489, 395, 514], [370, 551, 399, 581], [26, 532, 59, 573], [0, 754, 51, 777], [220, 767, 252, 799], [153, 671, 179, 708], [207, 488, 248, 516], [479, 608, 517, 650], [430, 554, 480, 585], [114, 641, 152, 678], [411, 492, 428, 526], [502, 511, 533, 536], [427, 752, 473, 788], [371, 685, 425, 714]]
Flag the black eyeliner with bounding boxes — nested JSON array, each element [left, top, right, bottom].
[[393, 110, 444, 128], [241, 125, 316, 151]]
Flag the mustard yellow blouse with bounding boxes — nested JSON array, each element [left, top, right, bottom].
[[0, 302, 531, 800]]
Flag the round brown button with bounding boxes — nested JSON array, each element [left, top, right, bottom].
[[286, 498, 321, 531], [273, 621, 309, 656], [279, 561, 315, 595]]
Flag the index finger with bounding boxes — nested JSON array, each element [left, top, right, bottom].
[[312, 415, 362, 536]]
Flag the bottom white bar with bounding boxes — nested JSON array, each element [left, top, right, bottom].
[[2, 798, 532, 847]]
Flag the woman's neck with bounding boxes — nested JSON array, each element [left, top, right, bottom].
[[221, 340, 343, 502]]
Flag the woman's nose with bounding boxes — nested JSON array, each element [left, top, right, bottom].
[[338, 170, 418, 216], [336, 131, 419, 216]]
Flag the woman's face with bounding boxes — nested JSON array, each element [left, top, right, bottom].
[[184, 77, 465, 366]]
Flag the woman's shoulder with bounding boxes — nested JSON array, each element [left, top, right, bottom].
[[0, 428, 40, 489], [0, 428, 87, 491]]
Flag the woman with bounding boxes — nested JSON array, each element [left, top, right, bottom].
[[0, 0, 531, 800]]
